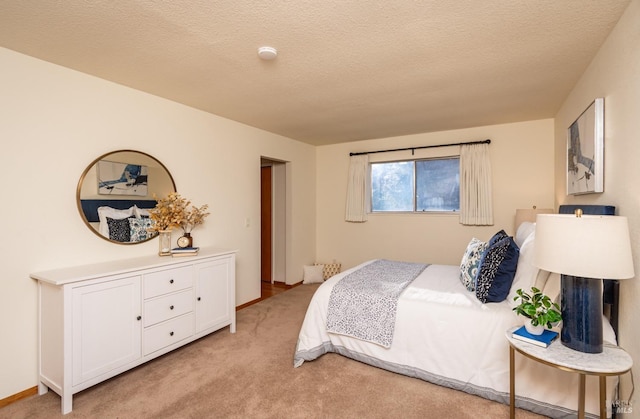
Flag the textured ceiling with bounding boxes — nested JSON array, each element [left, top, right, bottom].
[[0, 1, 630, 146]]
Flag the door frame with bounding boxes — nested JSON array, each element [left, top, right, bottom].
[[260, 158, 288, 284]]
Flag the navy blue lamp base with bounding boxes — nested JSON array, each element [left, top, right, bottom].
[[560, 275, 603, 353]]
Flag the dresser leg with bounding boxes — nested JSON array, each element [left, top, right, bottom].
[[38, 381, 48, 395], [62, 393, 73, 415]]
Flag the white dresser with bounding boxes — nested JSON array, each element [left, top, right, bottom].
[[31, 248, 236, 414]]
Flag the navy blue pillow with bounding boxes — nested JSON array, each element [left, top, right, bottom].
[[488, 229, 508, 247], [475, 236, 520, 303], [473, 229, 509, 288]]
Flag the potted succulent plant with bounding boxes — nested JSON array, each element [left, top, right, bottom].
[[513, 287, 562, 335]]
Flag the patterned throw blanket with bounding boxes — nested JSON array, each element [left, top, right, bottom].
[[326, 259, 428, 348]]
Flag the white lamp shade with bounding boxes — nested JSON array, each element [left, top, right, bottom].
[[534, 214, 634, 279]]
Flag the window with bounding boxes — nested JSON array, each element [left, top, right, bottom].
[[370, 157, 460, 212]]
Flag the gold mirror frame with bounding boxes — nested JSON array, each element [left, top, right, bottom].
[[76, 150, 176, 244]]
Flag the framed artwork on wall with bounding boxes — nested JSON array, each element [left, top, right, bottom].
[[97, 160, 148, 196], [567, 98, 604, 195]]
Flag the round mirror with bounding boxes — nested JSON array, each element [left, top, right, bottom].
[[76, 150, 176, 244]]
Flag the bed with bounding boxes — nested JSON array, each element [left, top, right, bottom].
[[294, 206, 619, 418], [79, 199, 157, 242]]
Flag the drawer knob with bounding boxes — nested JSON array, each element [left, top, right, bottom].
[[170, 305, 174, 310], [197, 297, 201, 301], [136, 315, 142, 321], [169, 279, 174, 284], [170, 331, 174, 336]]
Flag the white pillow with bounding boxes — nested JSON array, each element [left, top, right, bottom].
[[134, 205, 151, 218], [514, 221, 536, 248], [97, 206, 136, 238], [303, 265, 324, 284], [542, 272, 561, 306], [603, 314, 617, 345], [533, 269, 552, 291], [507, 230, 538, 307]]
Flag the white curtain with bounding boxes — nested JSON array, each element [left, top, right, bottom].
[[345, 154, 369, 222], [459, 143, 493, 225]]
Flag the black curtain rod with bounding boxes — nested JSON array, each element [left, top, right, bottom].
[[349, 139, 491, 156]]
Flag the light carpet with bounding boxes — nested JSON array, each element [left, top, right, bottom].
[[1, 283, 546, 418]]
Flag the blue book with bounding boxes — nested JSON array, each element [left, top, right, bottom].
[[512, 326, 559, 348]]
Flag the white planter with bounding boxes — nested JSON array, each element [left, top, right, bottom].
[[525, 320, 545, 335]]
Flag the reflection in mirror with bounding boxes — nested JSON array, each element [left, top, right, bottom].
[[77, 150, 176, 244]]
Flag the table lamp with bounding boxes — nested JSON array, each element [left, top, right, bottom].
[[533, 211, 634, 353]]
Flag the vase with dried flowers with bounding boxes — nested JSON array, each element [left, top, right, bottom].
[[148, 192, 210, 255], [148, 192, 185, 255]]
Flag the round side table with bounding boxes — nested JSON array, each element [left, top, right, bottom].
[[506, 326, 632, 419]]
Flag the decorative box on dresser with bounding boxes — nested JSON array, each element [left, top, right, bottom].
[[31, 248, 237, 414]]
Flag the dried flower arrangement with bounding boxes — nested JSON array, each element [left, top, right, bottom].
[[181, 202, 210, 233], [148, 192, 210, 233]]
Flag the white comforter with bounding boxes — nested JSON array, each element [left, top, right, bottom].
[[294, 261, 615, 418]]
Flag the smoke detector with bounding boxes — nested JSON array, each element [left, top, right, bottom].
[[257, 46, 278, 61]]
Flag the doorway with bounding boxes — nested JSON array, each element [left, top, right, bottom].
[[260, 165, 272, 283], [260, 158, 287, 286]]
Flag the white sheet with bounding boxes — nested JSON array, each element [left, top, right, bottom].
[[294, 261, 616, 418]]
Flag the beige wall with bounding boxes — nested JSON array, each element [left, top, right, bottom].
[[553, 0, 640, 398], [0, 47, 316, 399], [3, 0, 637, 406], [316, 119, 555, 270]]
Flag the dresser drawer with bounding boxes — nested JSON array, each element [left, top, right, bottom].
[[143, 313, 194, 355], [144, 289, 194, 327], [144, 266, 193, 299]]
